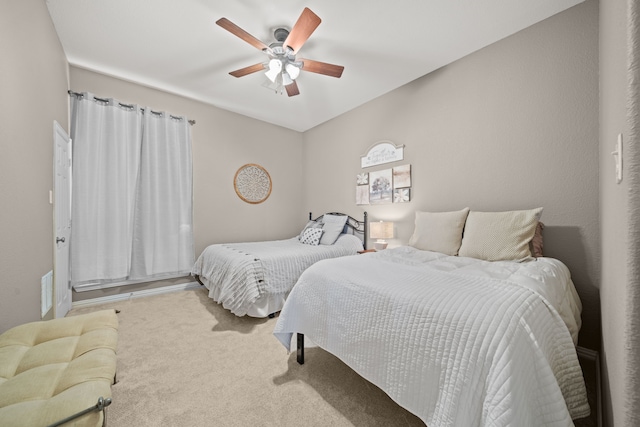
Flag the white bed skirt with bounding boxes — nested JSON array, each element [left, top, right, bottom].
[[199, 276, 288, 318]]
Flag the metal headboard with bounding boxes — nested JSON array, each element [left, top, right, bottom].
[[309, 211, 368, 249]]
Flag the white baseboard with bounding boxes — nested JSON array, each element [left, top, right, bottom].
[[73, 272, 192, 292], [71, 281, 202, 308]]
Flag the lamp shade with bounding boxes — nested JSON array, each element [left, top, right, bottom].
[[285, 62, 301, 80], [281, 71, 293, 86], [265, 59, 282, 82], [370, 221, 394, 240]]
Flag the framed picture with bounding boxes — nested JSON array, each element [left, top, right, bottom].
[[369, 169, 393, 204], [356, 172, 369, 185], [356, 185, 369, 205], [394, 188, 411, 203], [393, 164, 411, 189]]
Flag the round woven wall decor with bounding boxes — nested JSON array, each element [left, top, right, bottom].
[[234, 163, 272, 204]]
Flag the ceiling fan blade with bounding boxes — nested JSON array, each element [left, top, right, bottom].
[[300, 59, 344, 78], [216, 18, 269, 52], [283, 8, 321, 54], [285, 81, 300, 97], [229, 63, 266, 78]]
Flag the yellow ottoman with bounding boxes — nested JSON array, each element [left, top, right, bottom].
[[0, 310, 118, 427]]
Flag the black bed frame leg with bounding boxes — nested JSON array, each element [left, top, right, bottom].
[[297, 333, 304, 365]]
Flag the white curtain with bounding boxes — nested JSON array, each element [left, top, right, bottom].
[[130, 111, 193, 280], [70, 93, 194, 286]]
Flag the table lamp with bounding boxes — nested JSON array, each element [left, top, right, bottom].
[[370, 221, 394, 250]]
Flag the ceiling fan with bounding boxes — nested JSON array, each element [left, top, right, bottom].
[[216, 7, 344, 97]]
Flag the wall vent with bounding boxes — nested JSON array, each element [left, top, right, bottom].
[[41, 270, 53, 317]]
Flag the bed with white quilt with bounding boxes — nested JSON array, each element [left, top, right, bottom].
[[273, 207, 590, 426], [192, 212, 367, 317]]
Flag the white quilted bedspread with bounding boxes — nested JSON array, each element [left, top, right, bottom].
[[191, 234, 363, 316], [273, 246, 590, 426]]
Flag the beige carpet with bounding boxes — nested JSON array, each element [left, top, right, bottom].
[[68, 288, 425, 426]]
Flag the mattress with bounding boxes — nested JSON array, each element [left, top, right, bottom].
[[273, 246, 589, 426]]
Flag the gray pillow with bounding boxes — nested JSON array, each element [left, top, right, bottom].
[[319, 214, 348, 245]]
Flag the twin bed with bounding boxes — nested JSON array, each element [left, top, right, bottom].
[[192, 212, 367, 317], [194, 207, 590, 425]]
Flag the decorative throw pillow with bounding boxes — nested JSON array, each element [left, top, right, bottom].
[[458, 208, 543, 261], [408, 208, 470, 255], [319, 214, 349, 245], [298, 220, 322, 240], [300, 227, 323, 245]]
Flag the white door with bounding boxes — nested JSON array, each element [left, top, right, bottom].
[[53, 121, 72, 318]]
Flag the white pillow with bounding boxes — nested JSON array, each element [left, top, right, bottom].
[[458, 208, 543, 261], [300, 227, 323, 245], [408, 208, 470, 255], [319, 214, 348, 245]]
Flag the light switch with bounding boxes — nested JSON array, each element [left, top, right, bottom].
[[612, 134, 623, 184]]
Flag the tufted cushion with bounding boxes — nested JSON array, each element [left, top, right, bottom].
[[0, 309, 118, 427]]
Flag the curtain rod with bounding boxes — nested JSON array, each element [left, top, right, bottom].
[[68, 90, 195, 126]]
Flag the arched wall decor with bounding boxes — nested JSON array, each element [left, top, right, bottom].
[[234, 163, 272, 204], [360, 140, 404, 168]]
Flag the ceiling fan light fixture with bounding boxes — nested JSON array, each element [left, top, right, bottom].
[[281, 71, 293, 86], [218, 8, 342, 97], [285, 63, 301, 80], [265, 59, 282, 82]]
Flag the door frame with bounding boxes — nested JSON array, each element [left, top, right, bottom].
[[53, 120, 72, 318]]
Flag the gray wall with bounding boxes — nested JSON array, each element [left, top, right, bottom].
[[599, 0, 630, 425], [5, 2, 634, 425], [303, 1, 601, 350], [68, 67, 304, 301], [0, 0, 69, 331]]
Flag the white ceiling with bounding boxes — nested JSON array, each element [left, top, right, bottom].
[[46, 0, 583, 132]]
